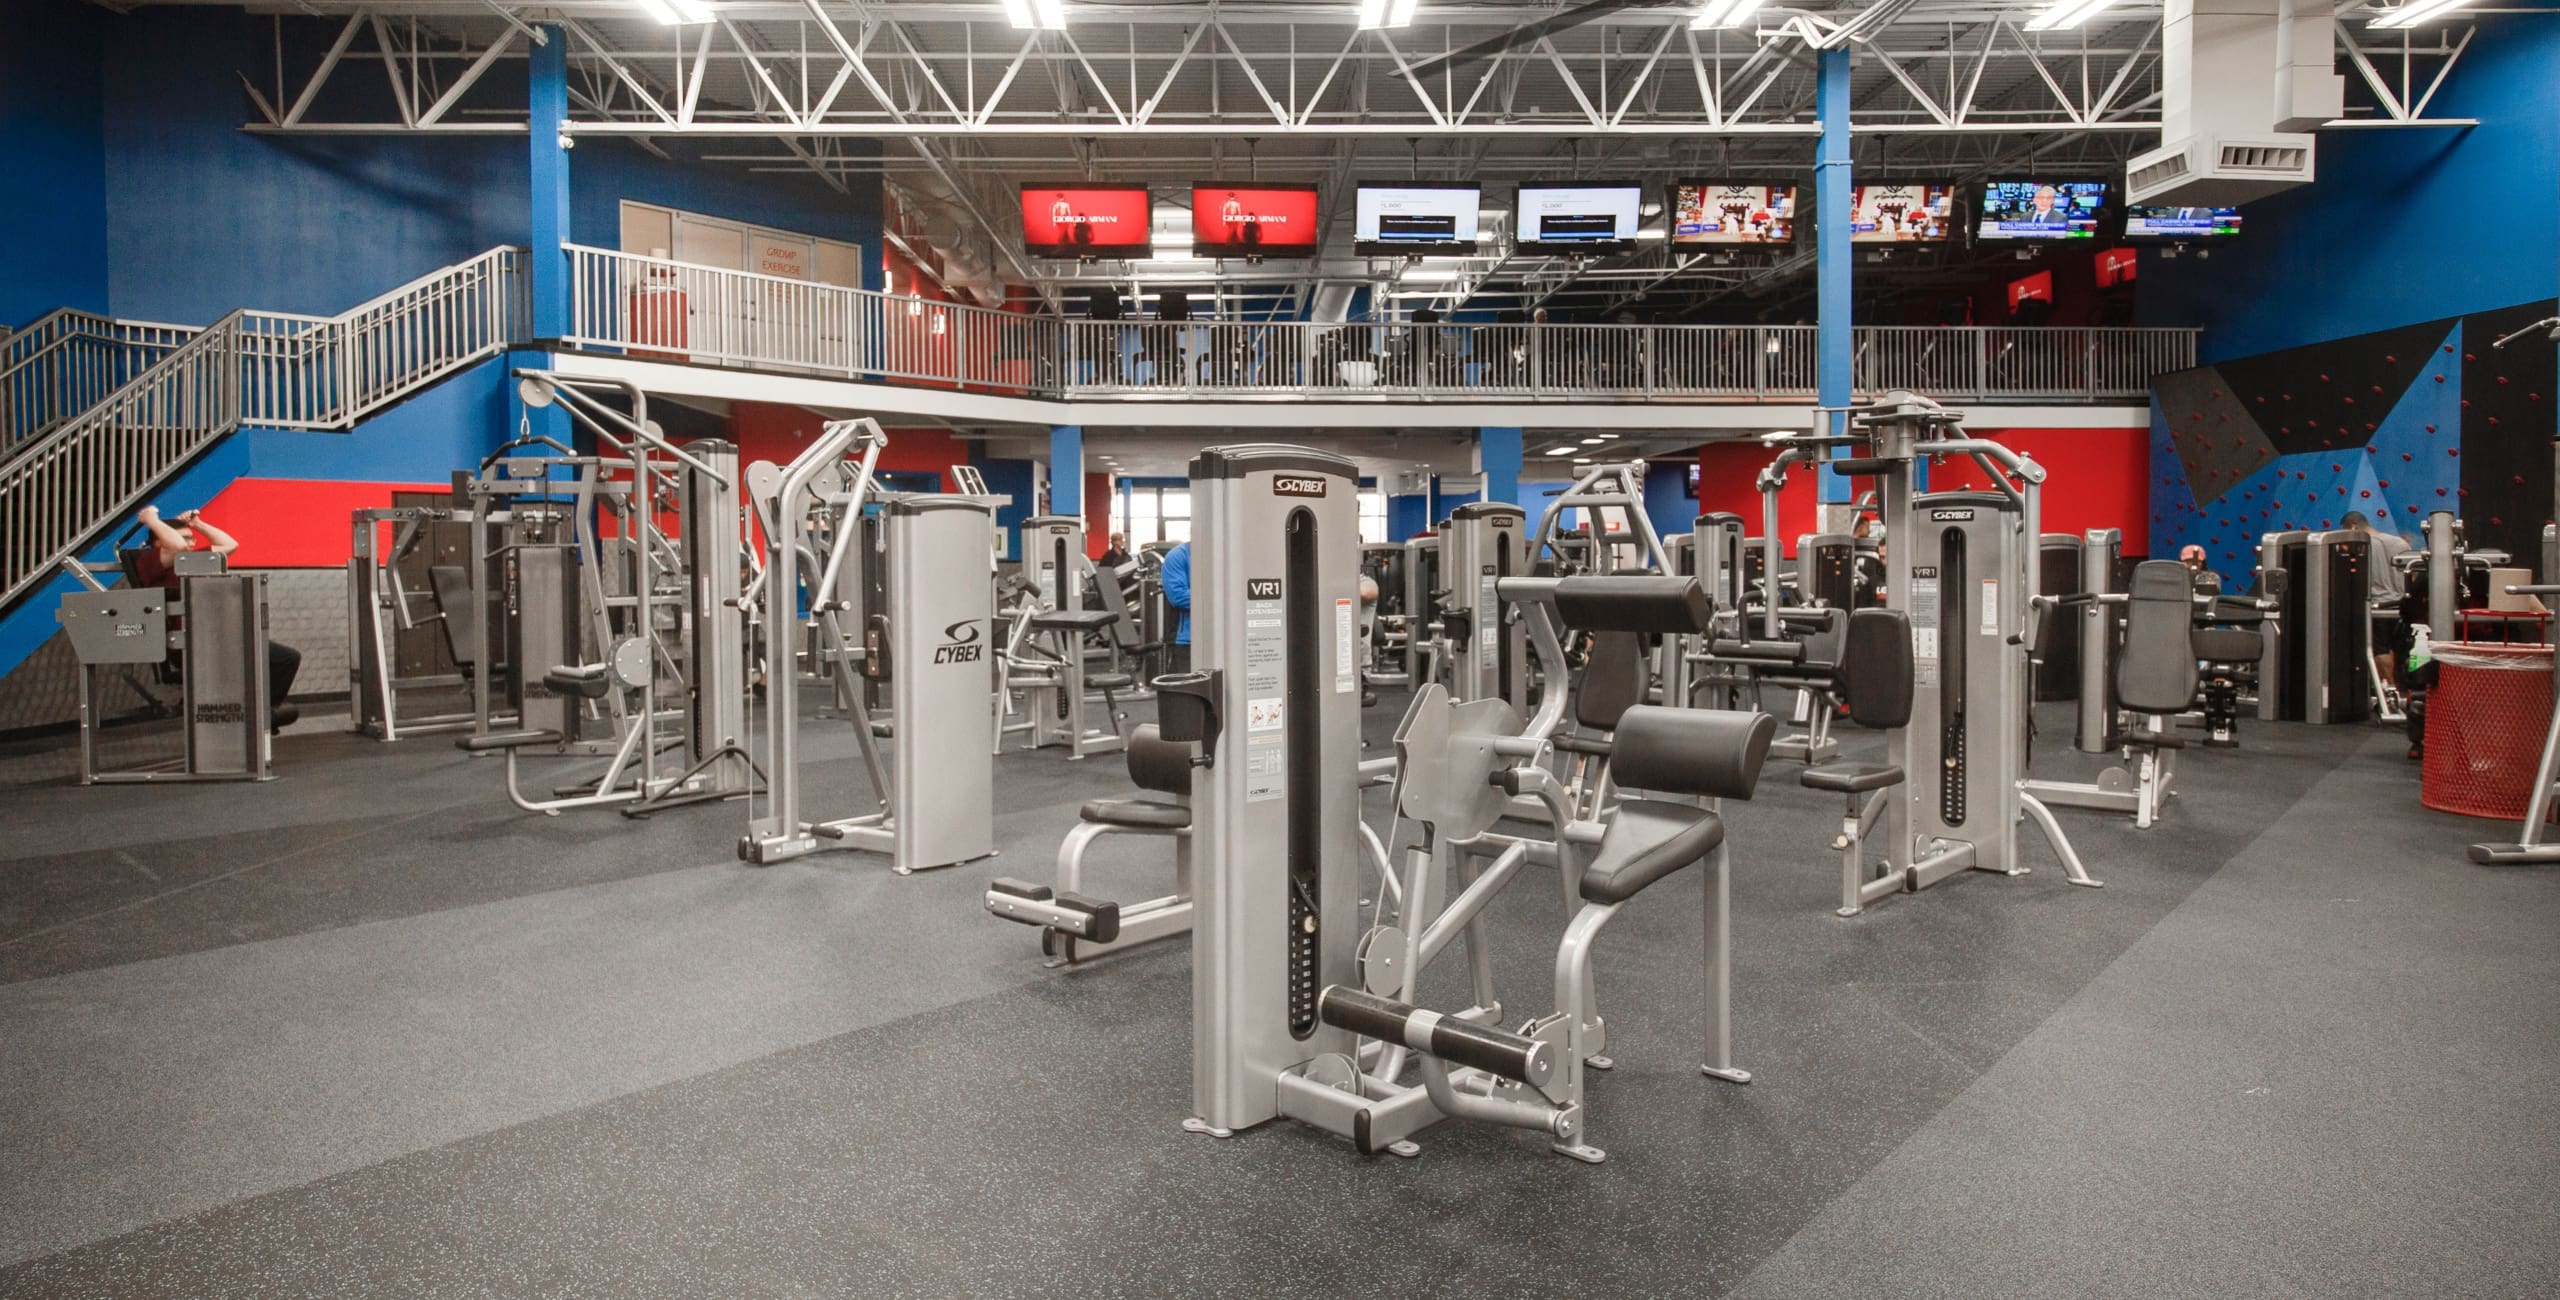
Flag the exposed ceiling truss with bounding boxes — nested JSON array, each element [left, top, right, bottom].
[[117, 0, 2493, 311]]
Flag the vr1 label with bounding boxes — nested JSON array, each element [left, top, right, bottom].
[[1271, 476, 1329, 498], [1247, 578, 1283, 600]]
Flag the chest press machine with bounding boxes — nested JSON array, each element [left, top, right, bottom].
[[1160, 444, 1776, 1165], [739, 417, 999, 873]]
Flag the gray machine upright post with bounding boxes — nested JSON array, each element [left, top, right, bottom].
[[2257, 530, 2303, 722], [1902, 492, 2031, 876], [1182, 445, 1364, 1137], [1023, 515, 1086, 612], [1436, 502, 1528, 706], [2424, 509, 2459, 635], [1694, 513, 1747, 609], [886, 497, 999, 871], [1402, 534, 1439, 683], [683, 438, 753, 791], [2074, 528, 2121, 753], [2303, 529, 2370, 724]]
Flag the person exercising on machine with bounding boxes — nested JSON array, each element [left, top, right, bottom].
[[134, 504, 301, 732]]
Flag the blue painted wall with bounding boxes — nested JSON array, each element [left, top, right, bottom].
[[1643, 460, 1695, 544], [0, 0, 112, 323], [2143, 12, 2560, 362]]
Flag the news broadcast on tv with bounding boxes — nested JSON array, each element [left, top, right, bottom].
[[2124, 205, 2243, 239], [1191, 185, 1320, 255], [1020, 185, 1152, 257], [1848, 184, 1953, 242], [1670, 183, 1797, 245], [1978, 180, 2106, 240]]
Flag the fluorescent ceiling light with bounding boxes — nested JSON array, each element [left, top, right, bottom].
[[1636, 229, 1666, 241], [1359, 0, 1421, 30], [2368, 0, 2476, 26], [634, 0, 716, 22], [1003, 0, 1068, 29], [1580, 436, 1609, 445], [2022, 0, 2115, 31], [1400, 268, 1465, 282], [1542, 447, 1578, 457], [1690, 0, 1764, 30]]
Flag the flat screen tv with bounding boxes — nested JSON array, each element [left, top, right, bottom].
[[1848, 184, 1954, 243], [1516, 182, 1644, 250], [2124, 204, 2242, 240], [1021, 184, 1153, 259], [1354, 182, 1481, 255], [1190, 184, 1321, 257], [1669, 182, 1797, 245], [1978, 180, 2107, 240]]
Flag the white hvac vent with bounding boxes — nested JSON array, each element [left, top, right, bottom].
[[2127, 133, 2317, 206]]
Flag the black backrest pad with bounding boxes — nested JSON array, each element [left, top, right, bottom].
[[2119, 559, 2200, 713], [1552, 576, 1713, 635], [1576, 631, 1646, 731], [1841, 608, 1916, 729], [1125, 724, 1194, 796], [1611, 705, 1777, 801]]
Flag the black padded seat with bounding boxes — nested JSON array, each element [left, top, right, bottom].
[[1031, 609, 1117, 631], [455, 729, 561, 752], [2192, 627, 2263, 663], [1579, 800, 1725, 904], [1800, 761, 1906, 794], [544, 664, 613, 699], [1087, 672, 1136, 690], [1078, 798, 1191, 829]]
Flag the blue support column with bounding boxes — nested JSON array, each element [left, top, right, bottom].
[[1049, 426, 1083, 515], [1815, 44, 1853, 506], [1476, 426, 1523, 507], [528, 26, 569, 343]]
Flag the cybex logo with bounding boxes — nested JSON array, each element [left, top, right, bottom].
[[1932, 509, 1976, 521], [1246, 578, 1284, 600], [1272, 475, 1329, 497], [934, 618, 985, 665]]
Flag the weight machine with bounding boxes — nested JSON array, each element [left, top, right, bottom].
[[1163, 443, 1775, 1164], [741, 417, 998, 872], [56, 550, 274, 784], [1758, 392, 2100, 916]]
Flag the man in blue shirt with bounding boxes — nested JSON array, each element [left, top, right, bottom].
[[1160, 541, 1192, 673]]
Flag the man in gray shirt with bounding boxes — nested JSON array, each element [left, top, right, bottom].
[[2344, 510, 2413, 602]]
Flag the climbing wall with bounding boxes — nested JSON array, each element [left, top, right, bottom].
[[2149, 299, 2558, 590]]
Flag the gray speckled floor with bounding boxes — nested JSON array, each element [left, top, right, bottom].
[[0, 695, 2552, 1299]]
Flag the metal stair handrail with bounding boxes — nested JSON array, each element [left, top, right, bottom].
[[1, 309, 204, 451], [0, 247, 526, 612]]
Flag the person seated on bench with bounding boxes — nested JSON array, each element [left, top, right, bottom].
[[134, 504, 300, 733]]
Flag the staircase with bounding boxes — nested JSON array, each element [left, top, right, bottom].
[[0, 248, 526, 613]]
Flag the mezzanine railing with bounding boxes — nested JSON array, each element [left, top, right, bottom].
[[563, 244, 2195, 404]]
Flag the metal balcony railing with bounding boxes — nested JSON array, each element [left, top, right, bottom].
[[0, 248, 526, 611], [563, 243, 2196, 404]]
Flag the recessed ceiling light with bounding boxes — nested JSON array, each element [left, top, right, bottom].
[[1542, 447, 1577, 457]]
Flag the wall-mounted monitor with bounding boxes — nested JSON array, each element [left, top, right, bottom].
[[1516, 182, 1644, 250], [1354, 182, 1481, 255], [1021, 184, 1153, 259], [1669, 182, 1797, 246], [1190, 184, 1321, 257], [1978, 180, 2107, 240], [2124, 204, 2242, 240], [1849, 184, 1954, 243]]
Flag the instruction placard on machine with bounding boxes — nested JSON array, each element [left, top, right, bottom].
[[1910, 566, 1941, 689], [1245, 585, 1287, 802], [1477, 570, 1499, 670]]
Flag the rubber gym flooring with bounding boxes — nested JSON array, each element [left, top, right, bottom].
[[0, 693, 2552, 1298]]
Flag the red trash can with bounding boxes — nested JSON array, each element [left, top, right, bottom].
[[2421, 642, 2556, 820]]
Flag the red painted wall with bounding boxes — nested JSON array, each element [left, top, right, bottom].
[[1696, 441, 1817, 556], [196, 478, 452, 567], [1927, 426, 2150, 554], [1084, 471, 1111, 557], [726, 400, 967, 491]]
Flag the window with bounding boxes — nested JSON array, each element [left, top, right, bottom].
[[1358, 489, 1387, 544], [1114, 484, 1192, 546]]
